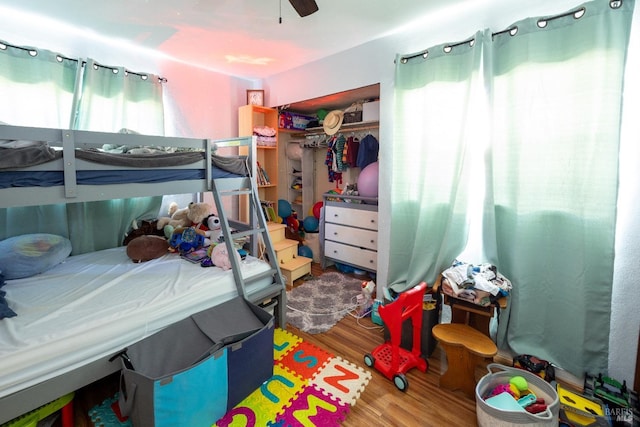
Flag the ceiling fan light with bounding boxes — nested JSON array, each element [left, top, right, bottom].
[[289, 0, 319, 17]]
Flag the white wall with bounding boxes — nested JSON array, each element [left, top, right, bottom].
[[161, 60, 248, 139], [265, 0, 640, 384]]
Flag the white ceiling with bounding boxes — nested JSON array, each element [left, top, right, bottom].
[[0, 0, 470, 80]]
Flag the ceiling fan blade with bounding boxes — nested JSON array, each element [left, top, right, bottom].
[[289, 0, 318, 17]]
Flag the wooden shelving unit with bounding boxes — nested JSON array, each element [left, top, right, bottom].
[[238, 105, 279, 219]]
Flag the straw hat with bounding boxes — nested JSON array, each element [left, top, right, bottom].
[[323, 110, 344, 135]]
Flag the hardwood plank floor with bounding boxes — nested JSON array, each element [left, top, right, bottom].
[[71, 264, 483, 426], [288, 312, 480, 427], [288, 264, 480, 427]]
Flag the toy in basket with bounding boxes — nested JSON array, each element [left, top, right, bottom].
[[364, 282, 428, 391]]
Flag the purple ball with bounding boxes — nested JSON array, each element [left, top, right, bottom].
[[357, 161, 379, 198]]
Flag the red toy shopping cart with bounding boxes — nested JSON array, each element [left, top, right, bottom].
[[364, 281, 429, 391]]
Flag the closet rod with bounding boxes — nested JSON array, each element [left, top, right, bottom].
[[299, 121, 379, 137]]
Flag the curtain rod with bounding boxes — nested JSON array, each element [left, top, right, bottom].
[[0, 40, 167, 83], [399, 0, 624, 63], [492, 6, 587, 38], [492, 0, 624, 39], [396, 37, 475, 64]]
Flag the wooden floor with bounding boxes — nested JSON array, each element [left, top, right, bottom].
[[287, 264, 481, 427], [289, 315, 480, 427], [71, 263, 483, 426]]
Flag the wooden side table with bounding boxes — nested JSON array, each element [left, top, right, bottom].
[[434, 276, 507, 337]]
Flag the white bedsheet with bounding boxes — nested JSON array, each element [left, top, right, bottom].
[[0, 246, 271, 399]]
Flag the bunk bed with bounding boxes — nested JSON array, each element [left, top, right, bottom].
[[0, 124, 287, 424]]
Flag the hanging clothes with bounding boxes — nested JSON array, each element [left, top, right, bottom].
[[334, 134, 347, 171], [324, 136, 341, 183], [356, 134, 379, 169], [344, 136, 360, 168]]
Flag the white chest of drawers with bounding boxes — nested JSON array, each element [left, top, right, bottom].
[[320, 194, 378, 272]]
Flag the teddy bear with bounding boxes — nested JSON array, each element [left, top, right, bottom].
[[156, 202, 212, 238]]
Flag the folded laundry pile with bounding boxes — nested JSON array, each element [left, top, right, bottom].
[[441, 260, 512, 306], [253, 126, 276, 147]]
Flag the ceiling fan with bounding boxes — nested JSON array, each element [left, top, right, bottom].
[[289, 0, 318, 17]]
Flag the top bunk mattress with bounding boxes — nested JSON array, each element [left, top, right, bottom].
[[0, 126, 254, 190], [0, 147, 248, 188], [0, 246, 272, 400]]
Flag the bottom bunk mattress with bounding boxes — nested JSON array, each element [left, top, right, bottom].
[[0, 246, 272, 400]]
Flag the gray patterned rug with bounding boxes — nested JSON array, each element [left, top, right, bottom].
[[286, 271, 364, 334]]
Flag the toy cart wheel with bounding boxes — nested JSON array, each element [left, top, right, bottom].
[[393, 373, 409, 392], [364, 354, 375, 367], [424, 358, 429, 372]]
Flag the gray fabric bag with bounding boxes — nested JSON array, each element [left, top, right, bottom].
[[116, 297, 274, 427]]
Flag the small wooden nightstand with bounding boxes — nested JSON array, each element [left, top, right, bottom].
[[434, 275, 508, 337]]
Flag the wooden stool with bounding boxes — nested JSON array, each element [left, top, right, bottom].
[[432, 323, 497, 399]]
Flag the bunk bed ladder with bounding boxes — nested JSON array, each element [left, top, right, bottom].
[[210, 176, 287, 327]]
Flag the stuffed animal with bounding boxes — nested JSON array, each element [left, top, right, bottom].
[[156, 202, 212, 238], [201, 214, 223, 245], [168, 226, 207, 254], [123, 219, 165, 246], [208, 242, 240, 270], [126, 235, 169, 262]]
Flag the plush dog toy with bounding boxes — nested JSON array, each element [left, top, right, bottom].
[[200, 214, 223, 245], [156, 202, 212, 238]]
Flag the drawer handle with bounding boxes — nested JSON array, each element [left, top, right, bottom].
[[370, 240, 374, 243], [370, 260, 374, 263], [333, 232, 338, 236]]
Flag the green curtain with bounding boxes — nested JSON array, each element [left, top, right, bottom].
[[0, 43, 77, 247], [0, 48, 165, 253], [0, 198, 161, 253], [388, 32, 484, 293], [485, 0, 634, 375], [0, 43, 77, 127], [66, 58, 166, 252], [74, 58, 165, 135], [65, 198, 165, 254], [390, 0, 634, 376]]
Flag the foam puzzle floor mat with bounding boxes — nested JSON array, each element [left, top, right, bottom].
[[89, 328, 371, 427]]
